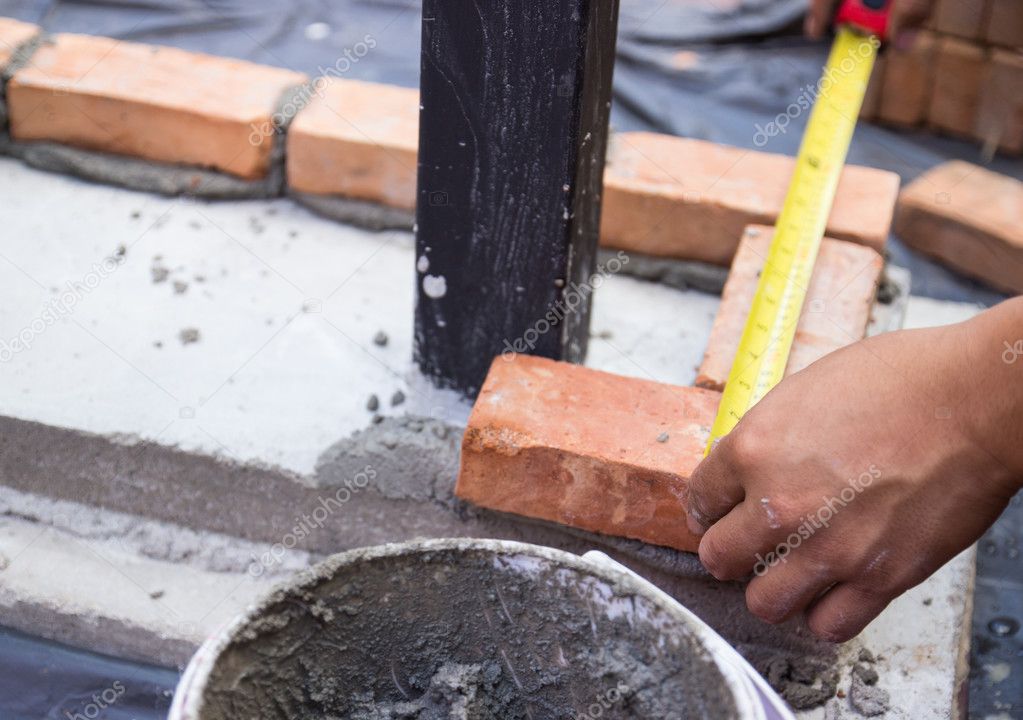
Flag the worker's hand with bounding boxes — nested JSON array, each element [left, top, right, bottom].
[[686, 298, 1023, 643], [805, 0, 937, 39]]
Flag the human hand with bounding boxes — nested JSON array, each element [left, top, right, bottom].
[[805, 0, 937, 39], [686, 299, 1023, 643]]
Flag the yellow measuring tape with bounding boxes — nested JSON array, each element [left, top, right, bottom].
[[705, 27, 879, 454]]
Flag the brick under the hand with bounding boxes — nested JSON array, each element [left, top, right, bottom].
[[456, 354, 720, 553], [696, 225, 884, 392], [7, 33, 306, 179]]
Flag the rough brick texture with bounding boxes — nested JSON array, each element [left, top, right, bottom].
[[287, 78, 418, 209], [933, 0, 990, 40], [600, 132, 899, 265], [929, 38, 989, 138], [985, 0, 1023, 49], [0, 16, 37, 68], [879, 31, 937, 127], [456, 355, 719, 553], [976, 50, 1023, 155], [8, 34, 306, 179], [696, 226, 883, 392], [895, 161, 1023, 294]]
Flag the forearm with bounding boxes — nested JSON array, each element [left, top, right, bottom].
[[960, 296, 1023, 488]]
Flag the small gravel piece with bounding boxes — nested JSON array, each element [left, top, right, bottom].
[[173, 280, 188, 295], [179, 328, 201, 345], [366, 394, 380, 412], [373, 331, 389, 347], [391, 390, 406, 407], [656, 432, 670, 443]]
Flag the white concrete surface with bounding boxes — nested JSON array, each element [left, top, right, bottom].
[[0, 158, 718, 476]]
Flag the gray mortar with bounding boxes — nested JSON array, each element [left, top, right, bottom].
[[191, 540, 739, 720], [0, 28, 44, 130], [0, 81, 307, 199], [600, 248, 730, 294], [290, 189, 416, 232]]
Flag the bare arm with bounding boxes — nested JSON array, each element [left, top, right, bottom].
[[687, 297, 1023, 642]]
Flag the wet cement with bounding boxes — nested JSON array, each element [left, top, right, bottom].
[[197, 542, 740, 720]]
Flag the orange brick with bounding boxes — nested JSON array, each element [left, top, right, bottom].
[[976, 50, 1023, 154], [8, 34, 306, 179], [286, 78, 419, 209], [0, 17, 37, 68], [695, 226, 883, 392], [456, 355, 719, 553], [929, 38, 989, 138], [933, 0, 990, 40], [879, 31, 937, 128], [985, 0, 1023, 48], [895, 161, 1023, 293], [600, 132, 899, 265]]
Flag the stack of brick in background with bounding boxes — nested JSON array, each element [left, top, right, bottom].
[[860, 0, 1023, 156], [0, 17, 1018, 297]]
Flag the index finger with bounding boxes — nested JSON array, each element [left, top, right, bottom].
[[685, 440, 746, 536]]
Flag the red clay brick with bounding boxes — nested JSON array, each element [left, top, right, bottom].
[[600, 132, 899, 265], [0, 17, 37, 68], [984, 0, 1023, 48], [976, 50, 1023, 155], [879, 31, 937, 128], [933, 0, 990, 40], [895, 161, 1023, 293], [456, 355, 719, 553], [929, 38, 989, 139], [695, 225, 883, 392], [286, 78, 419, 209], [8, 33, 306, 179]]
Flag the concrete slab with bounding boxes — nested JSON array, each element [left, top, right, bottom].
[[0, 157, 984, 717]]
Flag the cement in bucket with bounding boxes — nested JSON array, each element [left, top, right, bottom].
[[171, 539, 753, 719]]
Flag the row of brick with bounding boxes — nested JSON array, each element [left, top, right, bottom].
[[0, 18, 898, 267], [861, 33, 1023, 155], [930, 0, 1023, 49]]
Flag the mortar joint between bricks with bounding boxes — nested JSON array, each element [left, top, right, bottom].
[[0, 30, 46, 133], [265, 81, 315, 197]]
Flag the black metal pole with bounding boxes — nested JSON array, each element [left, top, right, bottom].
[[414, 0, 621, 397]]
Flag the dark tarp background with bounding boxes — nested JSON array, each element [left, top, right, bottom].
[[0, 1, 1019, 718]]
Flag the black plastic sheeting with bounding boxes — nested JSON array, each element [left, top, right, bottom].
[[0, 1, 1019, 718], [0, 627, 178, 719]]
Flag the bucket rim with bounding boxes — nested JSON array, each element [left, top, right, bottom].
[[169, 537, 763, 720]]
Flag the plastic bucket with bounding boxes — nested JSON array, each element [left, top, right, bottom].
[[170, 538, 772, 720]]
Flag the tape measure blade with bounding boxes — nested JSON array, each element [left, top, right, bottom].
[[705, 28, 878, 455]]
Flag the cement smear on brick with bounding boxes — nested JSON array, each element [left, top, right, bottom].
[[194, 541, 740, 720], [290, 190, 415, 231]]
